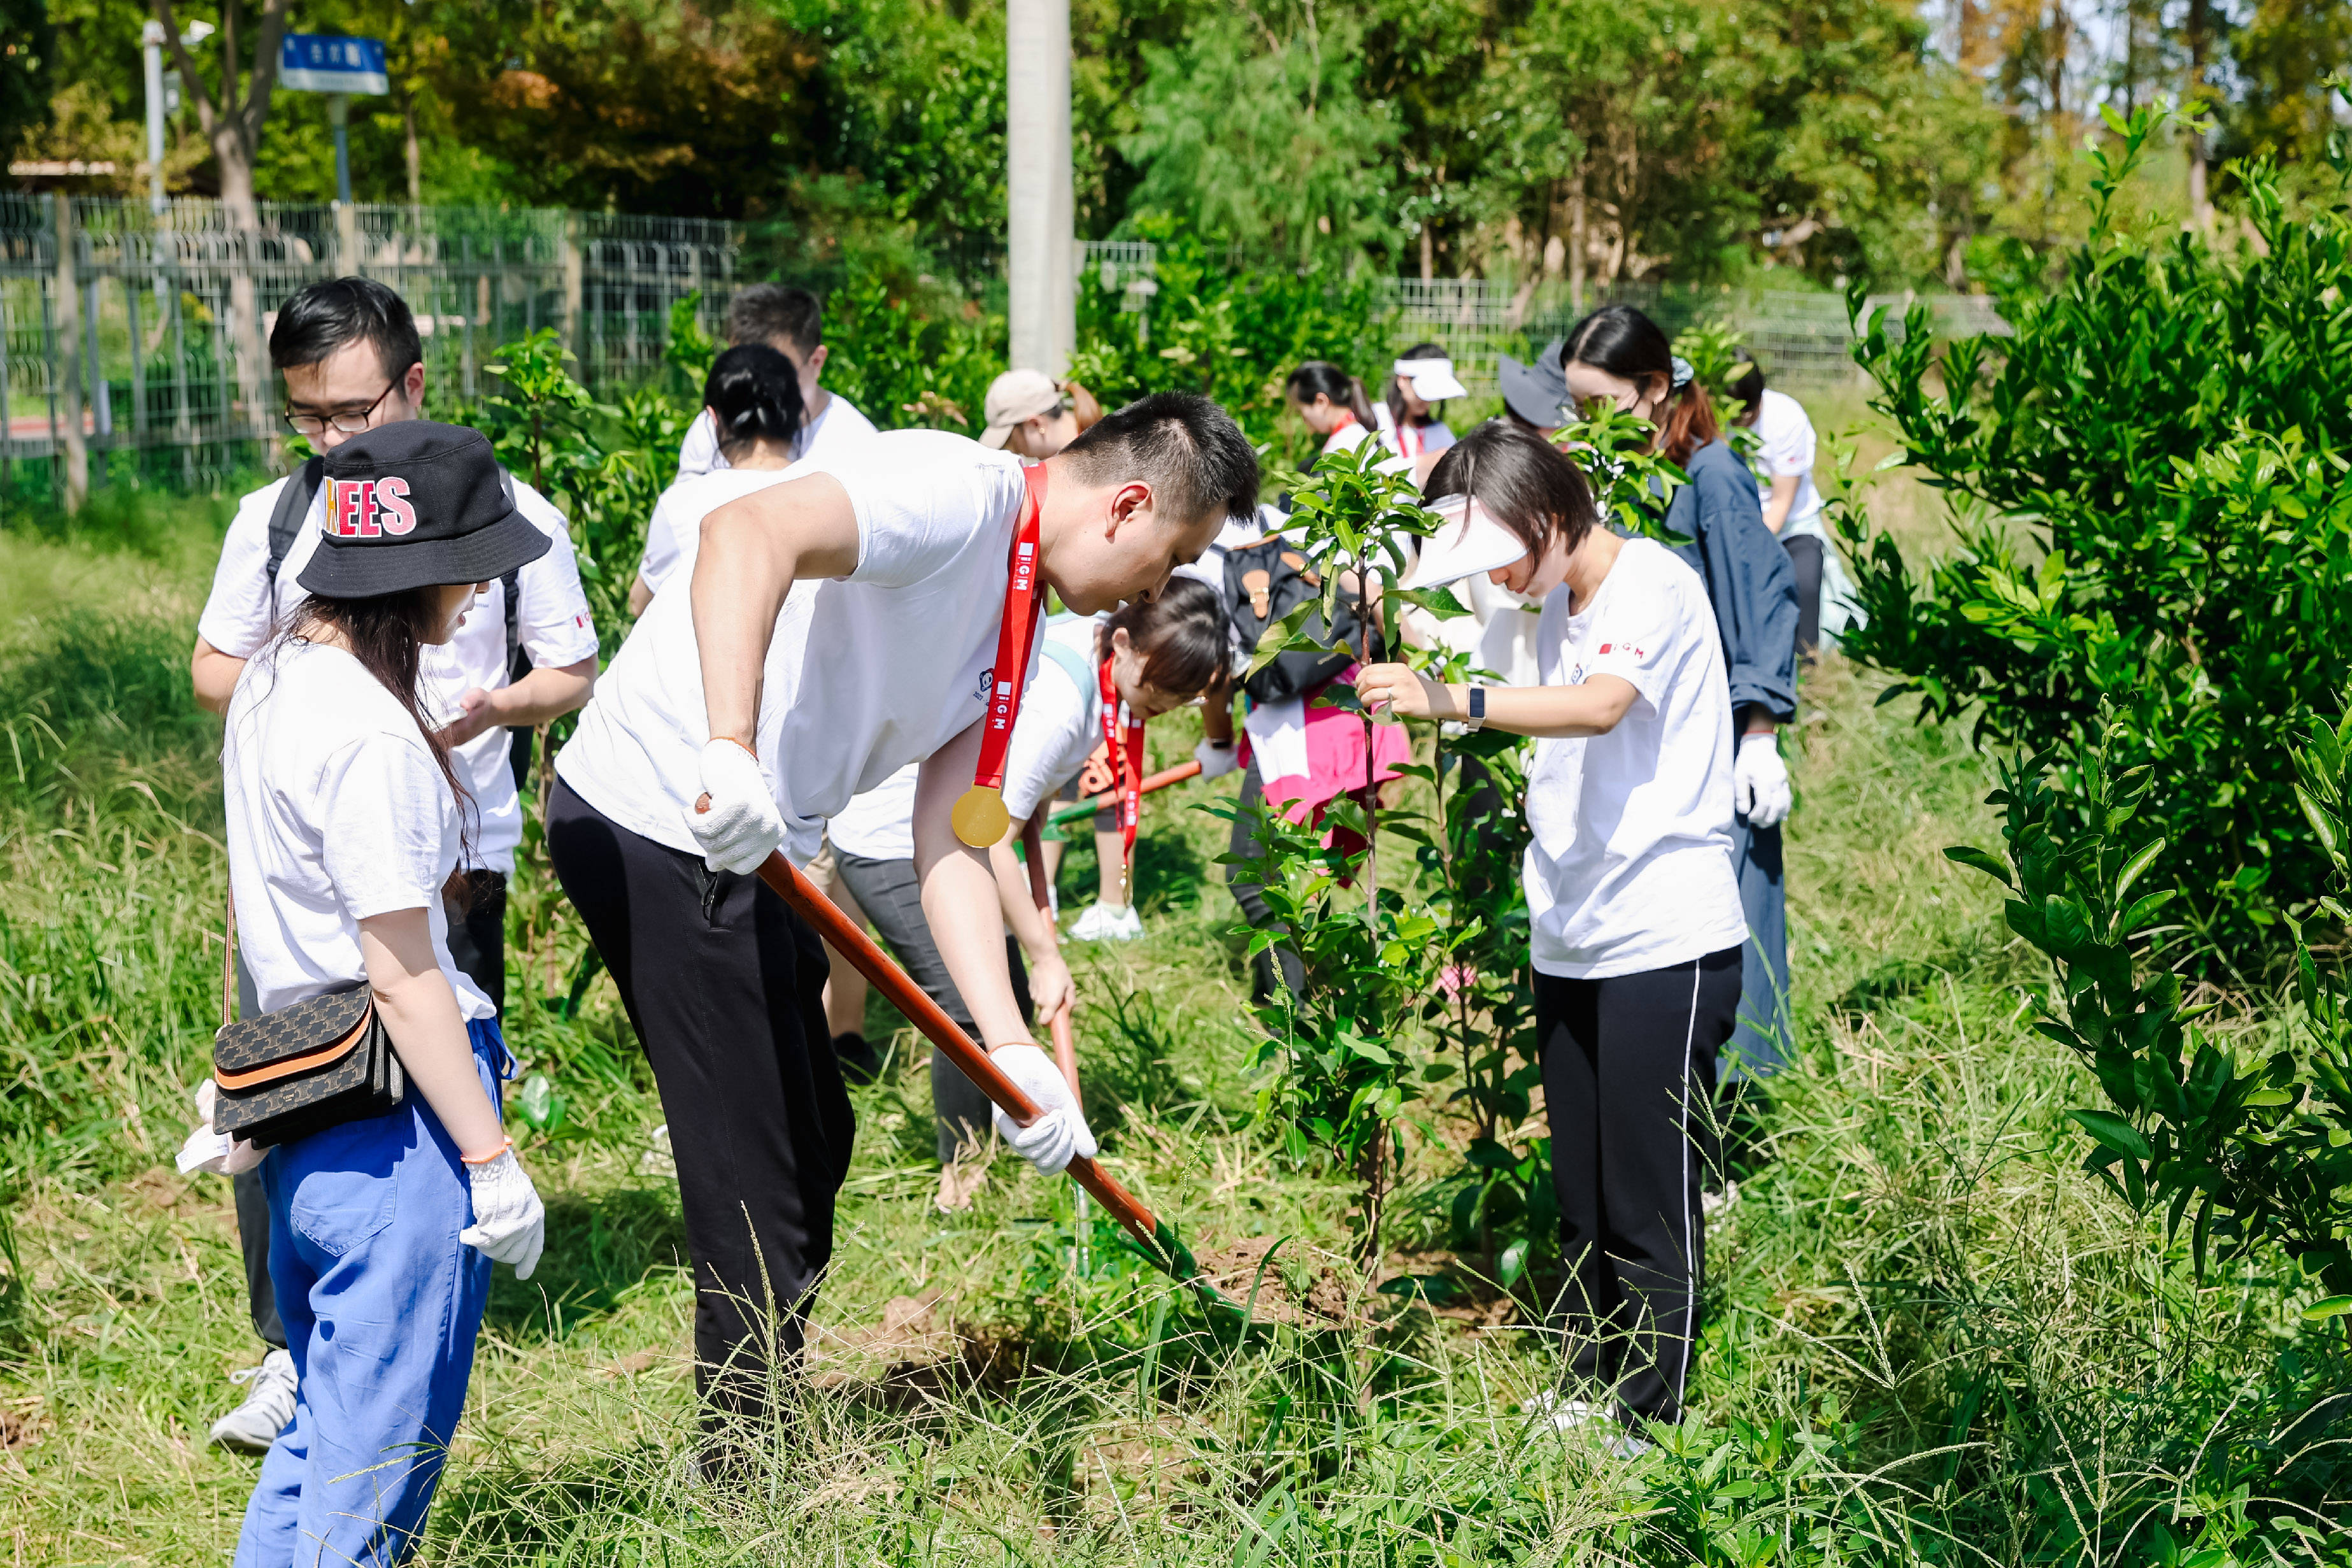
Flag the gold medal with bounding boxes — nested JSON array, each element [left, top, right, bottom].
[[952, 784, 1011, 848]]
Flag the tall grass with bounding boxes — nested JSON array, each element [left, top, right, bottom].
[[0, 506, 2346, 1564]]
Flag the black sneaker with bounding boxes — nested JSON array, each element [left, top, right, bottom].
[[832, 1031, 883, 1087]]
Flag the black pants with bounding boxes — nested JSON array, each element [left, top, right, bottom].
[[832, 852, 1032, 1165], [1537, 946, 1741, 1428], [229, 871, 507, 1355], [1782, 534, 1823, 659], [545, 781, 854, 1434], [1226, 760, 1306, 1001]]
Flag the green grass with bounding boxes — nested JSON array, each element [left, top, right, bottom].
[[1, 495, 2348, 1565]]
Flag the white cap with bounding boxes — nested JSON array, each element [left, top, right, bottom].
[[980, 369, 1062, 449], [1393, 356, 1469, 403], [1400, 494, 1529, 589]]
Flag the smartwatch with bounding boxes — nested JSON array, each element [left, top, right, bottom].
[[1465, 686, 1486, 732]]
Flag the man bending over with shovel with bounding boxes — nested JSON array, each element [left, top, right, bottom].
[[546, 393, 1259, 1462]]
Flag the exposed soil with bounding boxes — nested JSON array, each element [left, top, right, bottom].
[[1191, 1237, 1358, 1327]]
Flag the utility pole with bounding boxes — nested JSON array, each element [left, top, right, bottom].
[[142, 20, 169, 214], [327, 92, 352, 204], [1006, 0, 1074, 375]]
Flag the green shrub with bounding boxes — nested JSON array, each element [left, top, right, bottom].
[[1835, 106, 2352, 962]]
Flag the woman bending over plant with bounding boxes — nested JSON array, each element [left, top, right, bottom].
[[1358, 420, 1746, 1451]]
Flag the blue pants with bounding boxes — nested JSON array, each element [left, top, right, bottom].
[[1727, 815, 1792, 1079], [234, 1019, 507, 1568]]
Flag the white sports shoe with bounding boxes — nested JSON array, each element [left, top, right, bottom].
[[1069, 901, 1144, 943], [1525, 1389, 1651, 1457], [209, 1348, 297, 1453]]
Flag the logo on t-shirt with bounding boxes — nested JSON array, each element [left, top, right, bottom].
[[322, 476, 418, 538], [973, 665, 996, 706]]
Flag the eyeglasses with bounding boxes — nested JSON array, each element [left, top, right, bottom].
[[283, 367, 413, 437]]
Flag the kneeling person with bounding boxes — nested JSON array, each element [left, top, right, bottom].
[[546, 394, 1258, 1443]]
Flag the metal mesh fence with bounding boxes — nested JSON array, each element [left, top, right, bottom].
[[3, 195, 740, 492]]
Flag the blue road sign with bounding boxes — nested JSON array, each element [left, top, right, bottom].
[[279, 35, 389, 96]]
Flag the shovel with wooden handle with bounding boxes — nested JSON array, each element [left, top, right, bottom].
[[727, 836, 1228, 1309], [1044, 759, 1203, 830]]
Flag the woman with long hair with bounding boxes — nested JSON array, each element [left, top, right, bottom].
[[1560, 305, 1799, 1083], [220, 422, 549, 1564], [1285, 360, 1380, 465], [1378, 341, 1467, 468], [1354, 421, 1746, 1450]]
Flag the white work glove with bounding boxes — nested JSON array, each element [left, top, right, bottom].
[[1194, 738, 1240, 780], [176, 1079, 265, 1177], [988, 1043, 1099, 1176], [1733, 732, 1793, 829], [458, 1148, 546, 1279], [685, 737, 784, 874]]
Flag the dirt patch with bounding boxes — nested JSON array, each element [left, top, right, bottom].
[[1192, 1237, 1359, 1328], [808, 1293, 1027, 1408], [1, 1404, 43, 1450], [595, 1348, 676, 1381]]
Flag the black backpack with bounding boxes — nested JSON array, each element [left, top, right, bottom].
[[266, 457, 534, 785], [1221, 535, 1381, 705]]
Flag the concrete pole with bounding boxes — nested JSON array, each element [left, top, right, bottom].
[[54, 196, 88, 514], [1006, 0, 1074, 374], [329, 94, 353, 206], [142, 22, 168, 215]]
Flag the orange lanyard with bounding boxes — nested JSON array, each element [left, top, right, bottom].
[[950, 464, 1050, 848]]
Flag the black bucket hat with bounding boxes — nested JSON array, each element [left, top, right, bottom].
[[294, 421, 551, 599]]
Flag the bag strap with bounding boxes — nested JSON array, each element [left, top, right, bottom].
[[263, 455, 326, 622], [220, 884, 236, 1032], [1038, 631, 1092, 691]]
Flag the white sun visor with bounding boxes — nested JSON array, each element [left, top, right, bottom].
[[1393, 356, 1469, 403], [1400, 494, 1529, 589]]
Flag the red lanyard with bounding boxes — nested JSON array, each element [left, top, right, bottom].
[[950, 464, 1050, 849], [1397, 419, 1423, 460], [1097, 657, 1146, 871]]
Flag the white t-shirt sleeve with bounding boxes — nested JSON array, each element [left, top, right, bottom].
[[513, 490, 601, 668], [832, 438, 1022, 589], [317, 732, 460, 922], [1756, 394, 1815, 479], [196, 481, 293, 659], [1584, 577, 1686, 710], [1001, 664, 1095, 820], [638, 485, 690, 596], [677, 410, 723, 480]]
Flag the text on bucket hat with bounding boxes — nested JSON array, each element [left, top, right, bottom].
[[294, 420, 552, 599]]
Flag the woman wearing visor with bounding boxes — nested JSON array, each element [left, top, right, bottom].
[[1376, 344, 1466, 480], [1356, 420, 1745, 1452]]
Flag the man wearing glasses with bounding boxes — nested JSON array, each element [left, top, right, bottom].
[[187, 277, 600, 1453]]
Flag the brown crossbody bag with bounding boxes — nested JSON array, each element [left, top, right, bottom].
[[212, 887, 407, 1149]]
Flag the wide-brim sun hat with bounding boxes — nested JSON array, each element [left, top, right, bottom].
[[980, 368, 1063, 449], [295, 420, 551, 599], [1401, 494, 1529, 590], [1498, 338, 1570, 428], [1393, 356, 1469, 403]]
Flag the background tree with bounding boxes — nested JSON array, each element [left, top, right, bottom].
[[0, 0, 55, 164]]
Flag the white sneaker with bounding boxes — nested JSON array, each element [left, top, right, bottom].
[[1069, 901, 1144, 942], [209, 1348, 297, 1453], [1525, 1390, 1650, 1457]]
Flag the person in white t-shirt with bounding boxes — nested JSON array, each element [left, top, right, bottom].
[[670, 283, 877, 487], [826, 580, 1229, 1204], [1357, 421, 1744, 1449], [1726, 350, 1862, 657], [1375, 342, 1465, 477], [215, 421, 548, 1565], [186, 278, 596, 1454], [1285, 360, 1379, 464], [545, 394, 1260, 1441]]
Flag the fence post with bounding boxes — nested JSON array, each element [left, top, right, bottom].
[[54, 196, 87, 513], [560, 210, 584, 372]]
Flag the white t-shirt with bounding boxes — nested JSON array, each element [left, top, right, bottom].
[[223, 639, 494, 1022], [636, 467, 802, 601], [674, 391, 880, 481], [556, 431, 1036, 866], [804, 615, 1103, 864], [1404, 572, 1543, 688], [1748, 388, 1825, 543], [1522, 537, 1748, 980], [198, 467, 600, 875]]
